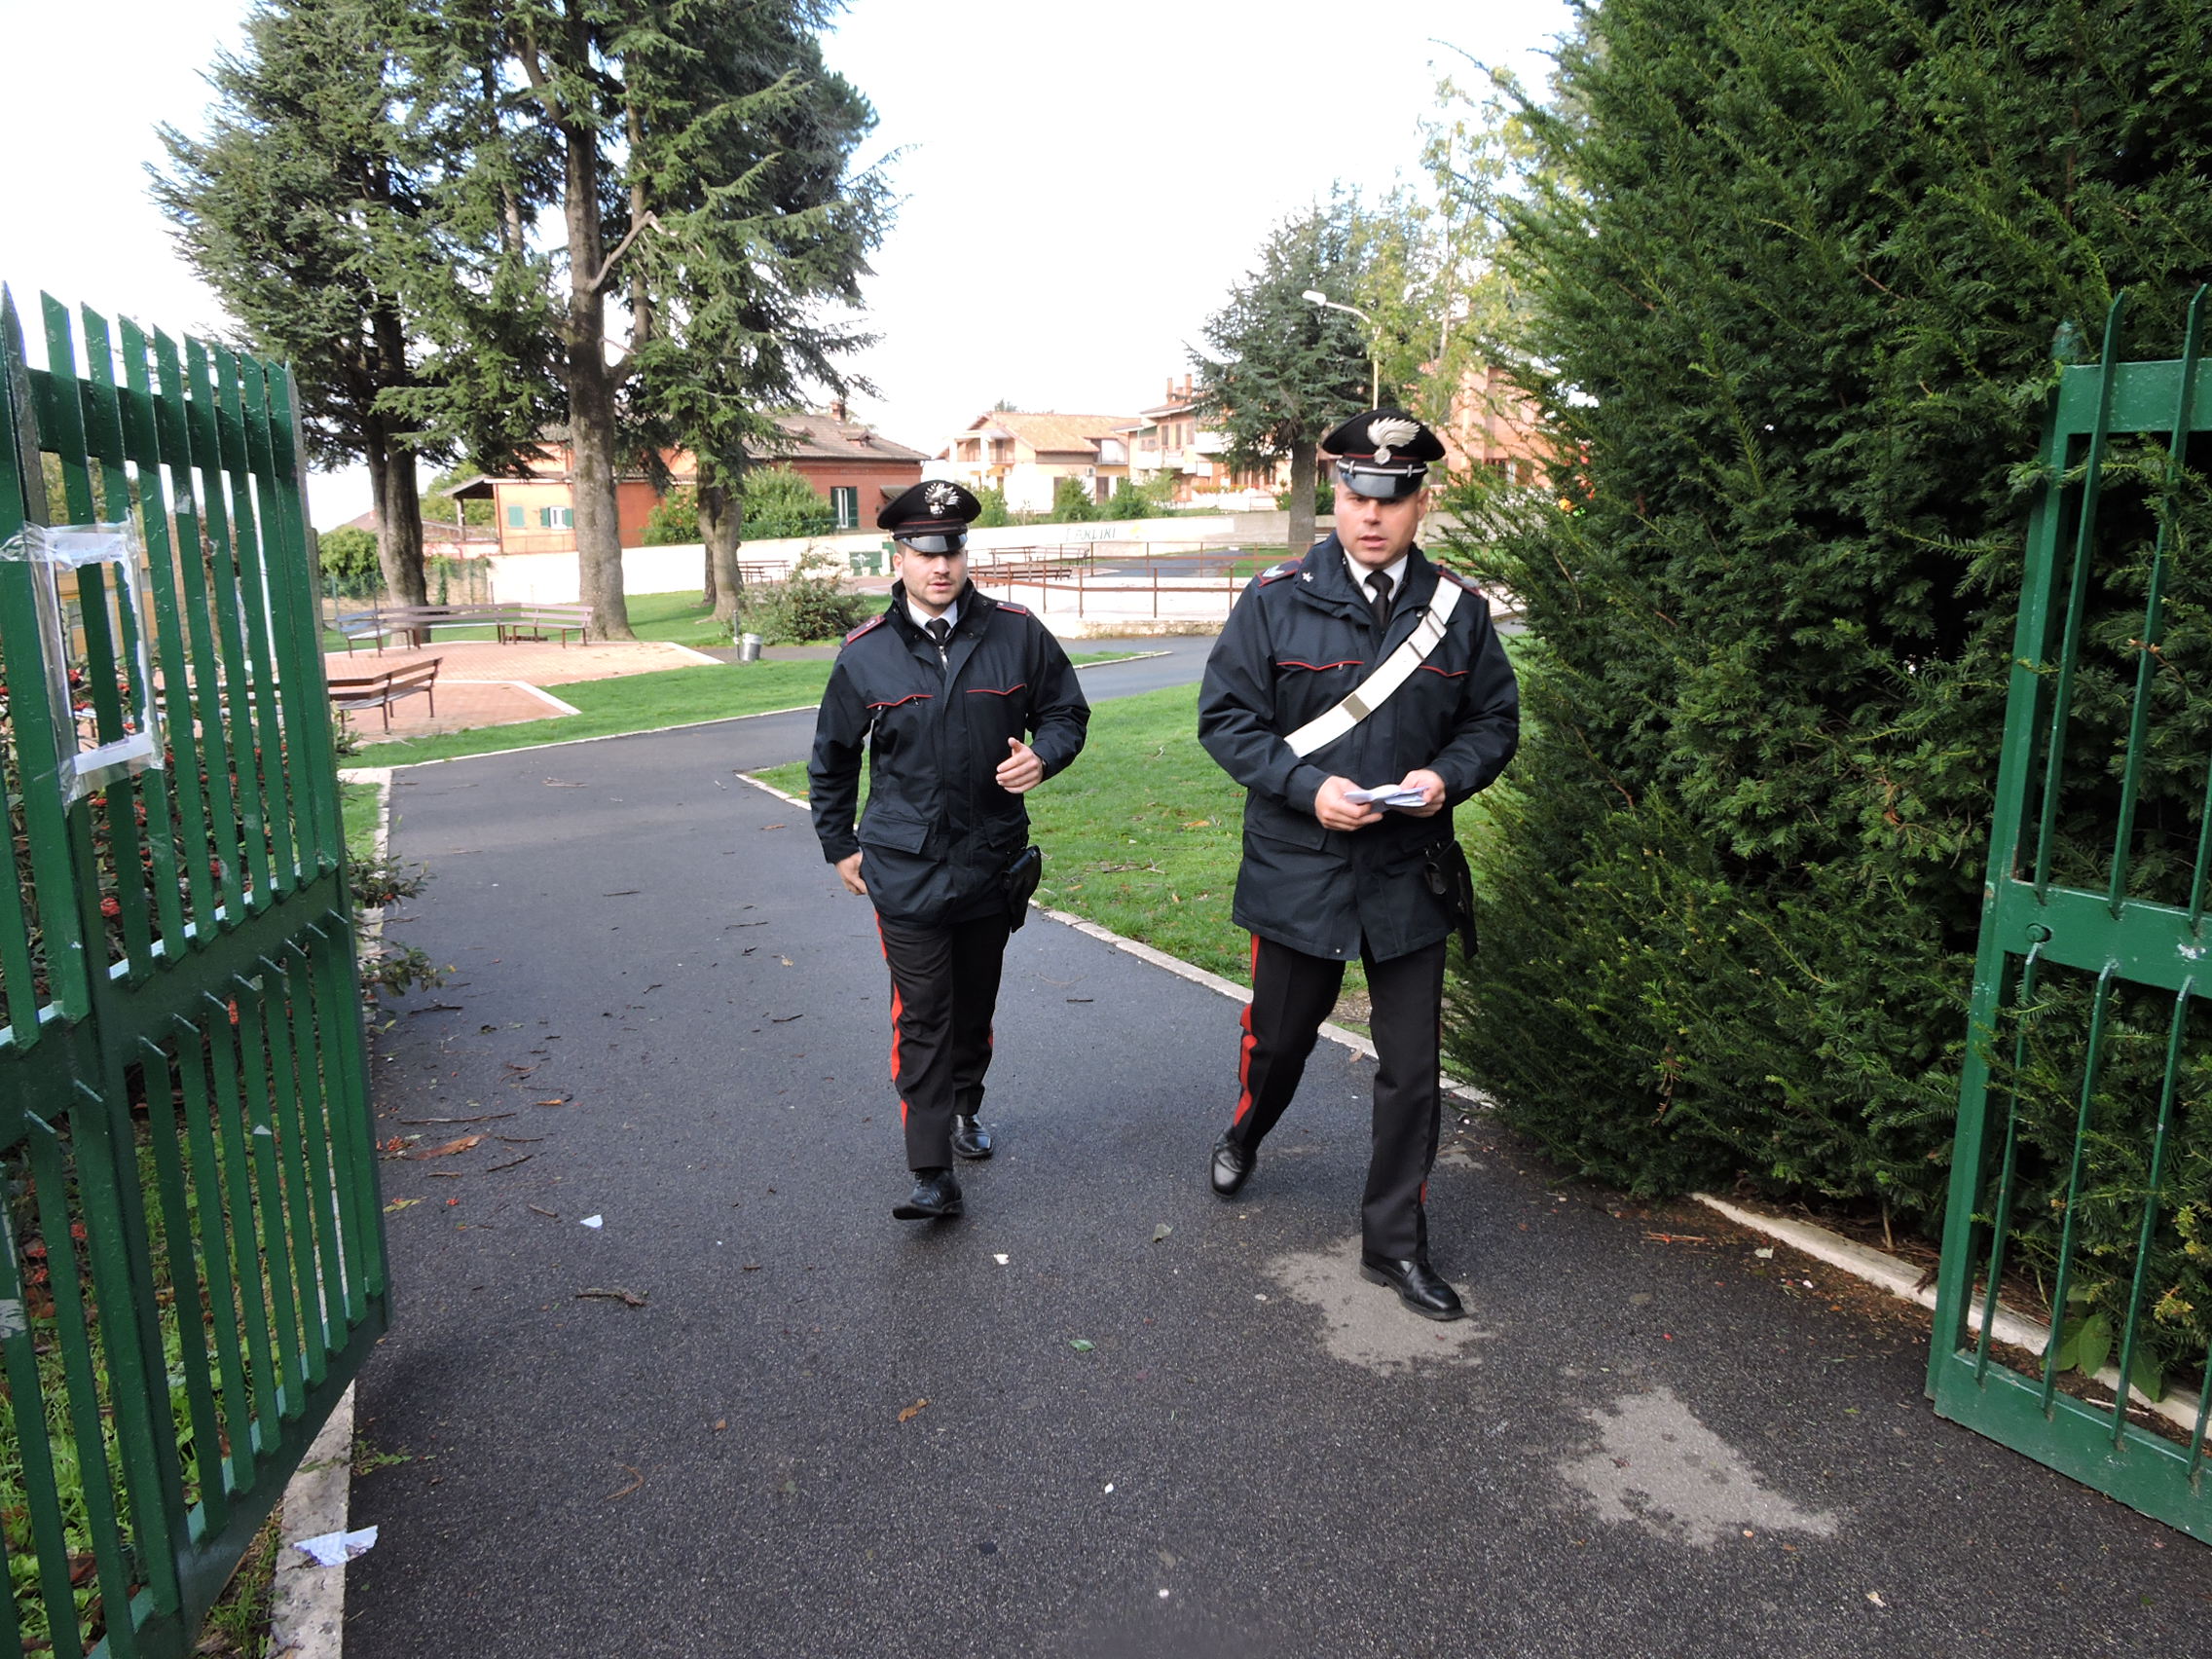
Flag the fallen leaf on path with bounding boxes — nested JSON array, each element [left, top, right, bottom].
[[486, 1154, 535, 1173], [1753, 1246, 1775, 1259], [760, 824, 786, 830], [399, 1113, 514, 1125], [383, 1198, 422, 1214], [771, 1013, 804, 1023], [576, 1286, 647, 1308], [777, 955, 794, 967], [1069, 1339, 1094, 1353], [605, 1465, 644, 1500], [535, 1096, 572, 1107], [529, 1205, 560, 1219], [713, 1419, 727, 1431], [496, 1134, 545, 1144], [1150, 1224, 1172, 1243], [502, 1062, 535, 1074], [408, 1135, 483, 1160], [1643, 1232, 1710, 1245], [898, 1399, 930, 1423]]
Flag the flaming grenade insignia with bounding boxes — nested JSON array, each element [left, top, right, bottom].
[[924, 481, 959, 516], [1367, 416, 1419, 466]]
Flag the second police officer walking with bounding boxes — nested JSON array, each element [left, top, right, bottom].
[[1198, 410, 1519, 1320], [809, 480, 1090, 1222]]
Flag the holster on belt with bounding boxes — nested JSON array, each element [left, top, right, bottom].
[[1424, 838, 1478, 959], [1002, 844, 1044, 931]]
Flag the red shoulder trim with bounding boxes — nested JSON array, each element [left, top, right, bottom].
[[1256, 558, 1303, 585], [843, 612, 889, 644], [993, 600, 1032, 616], [1436, 568, 1485, 595]]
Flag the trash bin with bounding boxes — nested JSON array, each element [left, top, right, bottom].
[[735, 632, 763, 663]]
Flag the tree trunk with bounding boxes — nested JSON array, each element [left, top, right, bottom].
[[702, 543, 717, 611], [1286, 436, 1320, 556], [363, 422, 428, 608], [700, 475, 745, 625], [560, 102, 634, 642], [380, 443, 429, 608]]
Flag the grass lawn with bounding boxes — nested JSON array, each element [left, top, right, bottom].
[[352, 659, 835, 767], [342, 778, 382, 859]]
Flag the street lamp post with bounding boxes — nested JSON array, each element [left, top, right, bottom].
[[1302, 289, 1380, 407]]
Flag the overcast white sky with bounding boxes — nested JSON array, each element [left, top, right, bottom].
[[0, 0, 1570, 531]]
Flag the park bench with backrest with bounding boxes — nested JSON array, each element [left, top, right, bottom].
[[326, 656, 442, 730], [334, 602, 593, 652]]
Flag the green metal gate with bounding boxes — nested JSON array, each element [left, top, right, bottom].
[[0, 290, 387, 1655], [1931, 290, 2212, 1541]]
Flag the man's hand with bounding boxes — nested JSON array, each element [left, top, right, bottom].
[[1314, 775, 1384, 831], [1393, 768, 1448, 819], [996, 737, 1045, 794], [835, 851, 867, 896]]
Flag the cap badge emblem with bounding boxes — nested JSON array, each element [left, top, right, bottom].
[[1368, 415, 1419, 465], [924, 481, 958, 516]]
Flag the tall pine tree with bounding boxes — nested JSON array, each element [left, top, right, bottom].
[[1192, 198, 1377, 554], [455, 0, 884, 639], [155, 0, 459, 604]]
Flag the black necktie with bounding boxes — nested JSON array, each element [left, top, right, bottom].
[[926, 617, 950, 647], [1366, 571, 1393, 631]]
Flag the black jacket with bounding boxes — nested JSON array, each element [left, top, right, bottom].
[[809, 582, 1089, 925], [1198, 535, 1519, 961]]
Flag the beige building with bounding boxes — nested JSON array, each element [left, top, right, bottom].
[[1123, 375, 1286, 508], [935, 412, 1137, 512]]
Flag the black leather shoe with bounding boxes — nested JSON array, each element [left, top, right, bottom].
[[1359, 1254, 1465, 1321], [893, 1169, 964, 1221], [1209, 1135, 1255, 1198], [951, 1114, 993, 1161]]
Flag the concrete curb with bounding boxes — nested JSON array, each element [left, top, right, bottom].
[[268, 766, 399, 1659], [1688, 1192, 2196, 1433]]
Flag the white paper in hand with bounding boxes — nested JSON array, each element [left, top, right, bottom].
[[1344, 786, 1428, 809]]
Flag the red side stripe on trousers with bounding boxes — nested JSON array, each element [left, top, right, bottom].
[[1232, 934, 1260, 1124], [877, 919, 909, 1126]]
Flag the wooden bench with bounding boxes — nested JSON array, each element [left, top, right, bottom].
[[494, 602, 592, 646], [335, 603, 594, 652], [327, 657, 442, 731]]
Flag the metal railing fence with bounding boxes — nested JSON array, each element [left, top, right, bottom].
[[1932, 289, 2212, 1542], [0, 289, 387, 1655]]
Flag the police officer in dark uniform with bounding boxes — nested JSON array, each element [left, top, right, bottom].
[[809, 480, 1090, 1221], [1197, 410, 1518, 1318]]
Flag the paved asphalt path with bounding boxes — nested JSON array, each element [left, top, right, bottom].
[[345, 685, 2211, 1656]]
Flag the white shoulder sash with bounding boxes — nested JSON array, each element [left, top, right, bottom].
[[1283, 579, 1463, 759]]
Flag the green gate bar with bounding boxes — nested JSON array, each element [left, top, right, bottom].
[[1932, 288, 2212, 1542], [0, 289, 387, 1657]]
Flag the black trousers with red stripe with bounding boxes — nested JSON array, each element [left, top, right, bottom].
[[1227, 934, 1448, 1260], [878, 911, 1014, 1170]]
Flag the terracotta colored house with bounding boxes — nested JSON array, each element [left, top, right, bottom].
[[446, 412, 929, 553], [1437, 362, 1552, 488], [934, 411, 1137, 512]]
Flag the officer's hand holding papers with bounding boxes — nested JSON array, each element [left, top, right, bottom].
[[1344, 786, 1428, 810]]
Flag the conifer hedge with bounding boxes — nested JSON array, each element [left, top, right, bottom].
[[1445, 0, 2212, 1292]]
